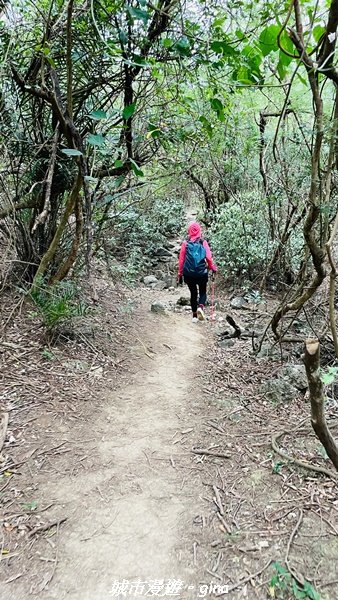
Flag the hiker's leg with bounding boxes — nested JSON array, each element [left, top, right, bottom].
[[184, 275, 198, 315], [198, 274, 208, 307]]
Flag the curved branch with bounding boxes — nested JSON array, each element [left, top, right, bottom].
[[272, 430, 338, 480]]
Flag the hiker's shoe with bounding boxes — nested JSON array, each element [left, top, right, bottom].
[[192, 317, 198, 323], [197, 306, 205, 321]]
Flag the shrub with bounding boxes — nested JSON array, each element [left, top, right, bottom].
[[209, 193, 271, 281], [30, 278, 89, 329]]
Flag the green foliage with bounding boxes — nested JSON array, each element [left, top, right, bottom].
[[21, 500, 38, 511], [87, 133, 105, 147], [106, 196, 185, 282], [269, 563, 320, 600], [122, 103, 137, 120], [320, 366, 338, 385], [30, 279, 89, 329], [209, 193, 271, 280], [41, 348, 55, 360]]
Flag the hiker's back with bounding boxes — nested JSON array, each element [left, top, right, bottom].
[[183, 239, 207, 276]]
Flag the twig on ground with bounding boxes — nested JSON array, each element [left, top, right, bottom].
[[0, 412, 9, 453], [0, 448, 38, 475], [216, 512, 232, 534], [285, 509, 304, 587], [216, 560, 272, 596], [207, 569, 223, 581], [192, 448, 230, 459], [135, 336, 156, 360], [28, 517, 67, 538], [0, 474, 13, 494], [213, 485, 224, 515], [5, 572, 24, 584], [212, 550, 222, 573], [193, 541, 198, 566], [271, 432, 338, 480], [36, 521, 61, 592]]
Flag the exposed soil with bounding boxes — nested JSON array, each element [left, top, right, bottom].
[[1, 280, 338, 600]]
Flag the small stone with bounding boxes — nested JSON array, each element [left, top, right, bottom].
[[256, 344, 281, 359], [230, 296, 248, 310], [280, 364, 308, 391], [219, 339, 235, 349], [177, 296, 191, 306], [151, 301, 166, 314], [260, 379, 299, 403], [154, 281, 166, 290], [168, 287, 175, 292], [55, 316, 95, 340], [163, 275, 176, 288], [144, 275, 158, 286]]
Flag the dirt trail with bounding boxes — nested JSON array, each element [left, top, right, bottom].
[[8, 308, 208, 599]]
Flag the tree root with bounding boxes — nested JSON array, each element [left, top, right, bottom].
[[271, 431, 338, 480]]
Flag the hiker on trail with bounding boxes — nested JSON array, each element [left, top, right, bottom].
[[177, 221, 217, 322]]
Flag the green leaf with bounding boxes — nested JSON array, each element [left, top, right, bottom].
[[312, 25, 325, 43], [146, 124, 162, 139], [127, 6, 150, 23], [320, 366, 338, 385], [61, 148, 82, 157], [114, 159, 123, 168], [213, 16, 226, 28], [89, 109, 107, 120], [119, 29, 128, 45], [21, 500, 38, 510], [302, 580, 320, 600], [279, 30, 295, 64], [259, 24, 280, 56], [210, 98, 225, 121], [174, 37, 191, 57], [277, 60, 287, 80], [198, 115, 213, 138], [297, 72, 308, 86], [211, 40, 238, 57], [123, 103, 136, 120], [162, 37, 173, 48], [129, 158, 144, 177], [87, 133, 105, 147], [130, 54, 146, 67]]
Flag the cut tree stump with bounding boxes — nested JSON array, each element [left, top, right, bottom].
[[303, 338, 338, 472]]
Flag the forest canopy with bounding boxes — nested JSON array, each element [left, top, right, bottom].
[[1, 0, 338, 343]]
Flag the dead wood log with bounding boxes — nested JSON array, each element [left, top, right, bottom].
[[226, 315, 241, 338], [303, 338, 338, 471]]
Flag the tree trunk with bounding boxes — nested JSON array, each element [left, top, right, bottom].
[[31, 170, 83, 290], [303, 338, 338, 471]]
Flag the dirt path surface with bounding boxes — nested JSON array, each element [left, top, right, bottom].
[[45, 311, 204, 599], [2, 284, 338, 600], [1, 292, 211, 599]]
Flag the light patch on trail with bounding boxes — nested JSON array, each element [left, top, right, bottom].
[[39, 313, 204, 599]]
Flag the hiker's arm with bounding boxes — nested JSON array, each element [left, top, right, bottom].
[[203, 241, 217, 272], [178, 241, 187, 276]]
